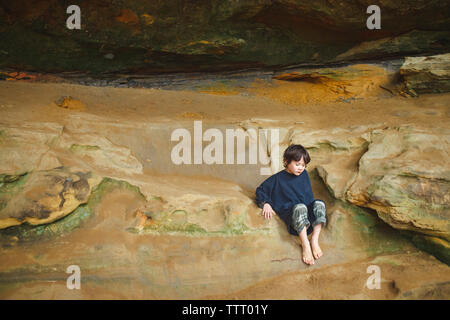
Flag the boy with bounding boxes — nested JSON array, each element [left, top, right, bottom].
[[255, 144, 327, 265]]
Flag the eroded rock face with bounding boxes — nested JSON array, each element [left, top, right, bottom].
[[252, 64, 396, 105], [0, 122, 63, 175], [1, 115, 444, 297], [0, 119, 144, 178], [1, 168, 443, 299], [0, 71, 449, 298], [0, 1, 449, 74], [345, 125, 450, 239], [4, 108, 446, 259], [400, 53, 450, 94], [0, 167, 102, 229], [292, 123, 375, 198], [56, 128, 144, 176], [302, 124, 450, 263]]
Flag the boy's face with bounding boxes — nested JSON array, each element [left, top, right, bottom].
[[285, 157, 306, 175]]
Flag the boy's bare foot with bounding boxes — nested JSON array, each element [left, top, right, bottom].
[[310, 238, 323, 259], [300, 241, 315, 265]]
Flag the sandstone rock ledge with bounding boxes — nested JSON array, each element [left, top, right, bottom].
[[0, 68, 449, 299]]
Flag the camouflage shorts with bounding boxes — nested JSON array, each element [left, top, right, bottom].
[[291, 199, 327, 234]]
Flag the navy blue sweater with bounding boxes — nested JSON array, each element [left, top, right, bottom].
[[255, 169, 314, 217]]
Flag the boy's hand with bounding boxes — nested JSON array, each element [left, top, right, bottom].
[[262, 203, 275, 220]]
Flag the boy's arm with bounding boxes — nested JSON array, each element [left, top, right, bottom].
[[255, 176, 275, 209]]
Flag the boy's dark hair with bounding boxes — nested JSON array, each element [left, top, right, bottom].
[[283, 144, 310, 168]]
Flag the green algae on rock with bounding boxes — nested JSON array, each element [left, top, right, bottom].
[[0, 176, 146, 242], [130, 206, 271, 237], [327, 200, 414, 258]]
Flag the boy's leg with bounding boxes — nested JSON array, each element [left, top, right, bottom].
[[310, 224, 323, 259], [309, 200, 327, 259], [292, 203, 315, 265], [311, 199, 327, 228]]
